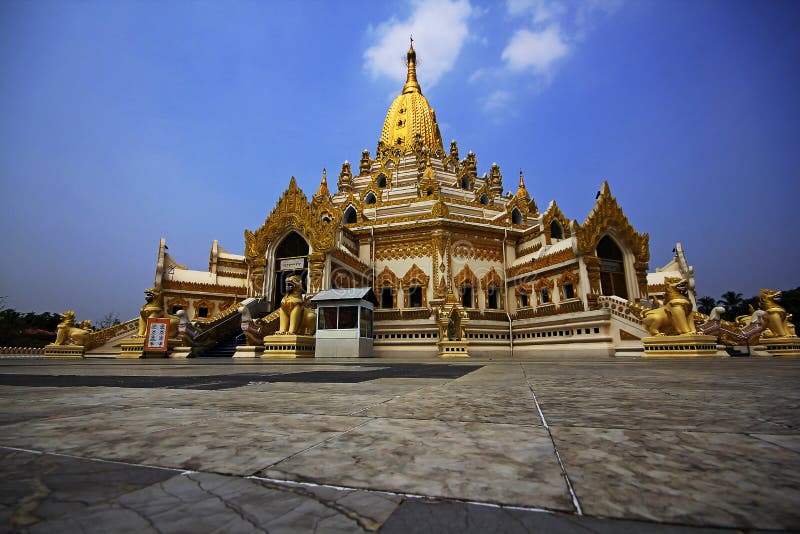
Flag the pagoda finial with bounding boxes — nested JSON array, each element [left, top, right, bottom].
[[315, 168, 330, 198], [403, 36, 422, 95], [516, 169, 530, 200]]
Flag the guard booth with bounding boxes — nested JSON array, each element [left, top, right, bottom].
[[311, 288, 377, 358]]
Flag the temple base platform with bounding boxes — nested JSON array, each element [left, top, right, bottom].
[[117, 337, 181, 359], [262, 334, 315, 359], [759, 337, 800, 356], [437, 340, 469, 358], [233, 345, 265, 358], [44, 344, 85, 359], [642, 335, 725, 357]]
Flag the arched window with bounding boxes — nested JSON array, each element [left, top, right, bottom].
[[486, 284, 499, 309], [461, 176, 471, 190], [511, 208, 523, 225], [597, 235, 628, 299], [376, 174, 387, 188], [364, 192, 377, 205], [380, 283, 394, 309], [343, 206, 357, 224], [461, 281, 473, 308], [479, 194, 489, 205], [550, 220, 563, 240], [407, 285, 423, 308], [275, 232, 309, 259]]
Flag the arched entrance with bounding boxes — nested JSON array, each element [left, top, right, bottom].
[[597, 235, 628, 299], [272, 232, 309, 308]]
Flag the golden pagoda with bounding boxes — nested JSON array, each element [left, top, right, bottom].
[[87, 41, 716, 358]]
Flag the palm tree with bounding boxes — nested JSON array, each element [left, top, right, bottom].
[[717, 291, 744, 321], [696, 296, 717, 315]]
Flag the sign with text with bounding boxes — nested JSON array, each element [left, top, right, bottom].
[[280, 258, 305, 271], [144, 318, 170, 351]]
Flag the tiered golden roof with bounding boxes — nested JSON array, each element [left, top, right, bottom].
[[380, 39, 444, 154]]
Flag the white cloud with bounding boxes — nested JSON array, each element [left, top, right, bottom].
[[481, 90, 513, 112], [501, 26, 569, 73], [364, 0, 473, 88], [507, 0, 565, 24]]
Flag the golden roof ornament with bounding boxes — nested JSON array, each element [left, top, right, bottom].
[[314, 168, 330, 198], [403, 36, 421, 95], [337, 161, 353, 191]]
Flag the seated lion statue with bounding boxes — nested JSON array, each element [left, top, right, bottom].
[[137, 287, 179, 339], [277, 275, 316, 336], [54, 311, 90, 346], [759, 289, 796, 338], [641, 277, 695, 336]]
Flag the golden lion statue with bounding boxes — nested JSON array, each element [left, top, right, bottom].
[[54, 311, 90, 345], [137, 287, 179, 338], [641, 277, 695, 336], [277, 275, 316, 335], [759, 289, 796, 338]]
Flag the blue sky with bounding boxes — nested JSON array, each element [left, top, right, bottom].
[[1, 0, 798, 321]]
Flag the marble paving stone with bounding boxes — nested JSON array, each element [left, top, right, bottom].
[[0, 402, 116, 426], [0, 407, 215, 452], [50, 411, 367, 476], [380, 499, 732, 534], [261, 417, 572, 510], [534, 394, 795, 433], [245, 378, 450, 395], [254, 479, 402, 531], [362, 385, 541, 425], [24, 472, 372, 533], [0, 447, 178, 531], [550, 426, 800, 530], [750, 433, 800, 453]]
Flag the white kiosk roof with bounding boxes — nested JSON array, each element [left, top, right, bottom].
[[311, 288, 378, 304]]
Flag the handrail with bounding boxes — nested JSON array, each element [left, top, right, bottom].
[[83, 318, 139, 350]]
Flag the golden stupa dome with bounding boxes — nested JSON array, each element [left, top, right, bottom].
[[380, 40, 444, 154]]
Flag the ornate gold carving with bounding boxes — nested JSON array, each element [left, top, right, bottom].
[[162, 280, 247, 296], [450, 240, 503, 262], [542, 201, 572, 243], [401, 263, 430, 308], [507, 248, 576, 278], [329, 249, 370, 276], [375, 239, 432, 261], [533, 277, 555, 292], [245, 177, 338, 262], [576, 181, 649, 265], [454, 264, 478, 289], [480, 266, 503, 290], [376, 266, 399, 289]]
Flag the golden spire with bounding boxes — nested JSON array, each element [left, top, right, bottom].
[[516, 170, 530, 200], [403, 36, 422, 95], [423, 155, 435, 179], [315, 168, 330, 197]]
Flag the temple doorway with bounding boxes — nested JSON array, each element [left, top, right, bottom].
[[597, 235, 628, 299], [272, 232, 309, 308]]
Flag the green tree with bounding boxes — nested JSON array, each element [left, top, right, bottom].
[[717, 291, 745, 321], [696, 296, 717, 315]]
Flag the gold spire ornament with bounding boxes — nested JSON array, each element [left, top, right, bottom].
[[380, 38, 444, 154]]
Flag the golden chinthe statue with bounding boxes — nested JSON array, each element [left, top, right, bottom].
[[759, 289, 796, 338], [53, 311, 90, 346], [641, 277, 695, 336], [137, 287, 179, 339], [277, 275, 316, 336]]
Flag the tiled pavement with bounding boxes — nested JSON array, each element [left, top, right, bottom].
[[0, 356, 798, 532]]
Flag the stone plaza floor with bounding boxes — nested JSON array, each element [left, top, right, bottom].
[[0, 355, 798, 533]]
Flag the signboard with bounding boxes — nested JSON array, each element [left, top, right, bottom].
[[280, 258, 305, 270], [144, 318, 170, 351]]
